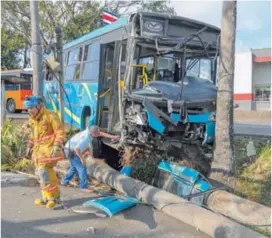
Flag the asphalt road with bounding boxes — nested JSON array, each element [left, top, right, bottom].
[[1, 172, 209, 238], [6, 112, 271, 137], [234, 122, 271, 137]]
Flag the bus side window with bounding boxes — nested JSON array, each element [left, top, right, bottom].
[[65, 47, 82, 80], [82, 41, 100, 81], [5, 84, 19, 90], [105, 46, 114, 85], [21, 83, 32, 90]]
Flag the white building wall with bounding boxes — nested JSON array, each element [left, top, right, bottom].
[[233, 51, 253, 110], [234, 51, 253, 94]]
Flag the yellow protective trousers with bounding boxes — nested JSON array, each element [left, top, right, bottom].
[[27, 107, 65, 203], [35, 165, 60, 202]]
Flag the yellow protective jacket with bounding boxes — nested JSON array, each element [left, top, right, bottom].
[[28, 106, 65, 167]]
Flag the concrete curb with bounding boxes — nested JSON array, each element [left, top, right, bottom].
[[1, 171, 39, 187]]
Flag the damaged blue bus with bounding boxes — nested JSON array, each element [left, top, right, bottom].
[[44, 12, 220, 175]]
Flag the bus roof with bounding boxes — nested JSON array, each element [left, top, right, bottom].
[[1, 69, 32, 83], [63, 12, 220, 51], [64, 16, 129, 50]]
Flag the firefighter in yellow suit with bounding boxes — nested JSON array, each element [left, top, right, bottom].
[[24, 96, 65, 209]]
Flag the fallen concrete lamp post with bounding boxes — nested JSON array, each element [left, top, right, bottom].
[[206, 190, 271, 233], [83, 160, 265, 238], [55, 160, 270, 236]]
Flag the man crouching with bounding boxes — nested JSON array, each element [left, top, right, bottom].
[[61, 125, 119, 191]]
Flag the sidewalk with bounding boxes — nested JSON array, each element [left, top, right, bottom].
[[1, 172, 209, 238]]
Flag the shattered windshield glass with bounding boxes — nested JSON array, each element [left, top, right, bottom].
[[186, 58, 212, 82], [154, 170, 206, 206], [138, 54, 213, 84]]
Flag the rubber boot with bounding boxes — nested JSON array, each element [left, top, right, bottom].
[[34, 198, 46, 206], [46, 200, 56, 209]]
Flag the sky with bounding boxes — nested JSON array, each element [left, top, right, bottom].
[[50, 0, 271, 53], [169, 0, 271, 52]]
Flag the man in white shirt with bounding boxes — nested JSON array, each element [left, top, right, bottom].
[[61, 126, 119, 191]]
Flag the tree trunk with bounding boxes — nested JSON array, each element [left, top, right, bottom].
[[213, 1, 237, 175], [23, 46, 28, 68], [81, 161, 264, 238]]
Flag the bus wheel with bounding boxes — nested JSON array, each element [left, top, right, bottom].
[[6, 99, 16, 113]]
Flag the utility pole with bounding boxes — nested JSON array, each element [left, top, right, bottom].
[[213, 1, 237, 175], [30, 1, 43, 96], [55, 27, 64, 123], [1, 79, 6, 129]]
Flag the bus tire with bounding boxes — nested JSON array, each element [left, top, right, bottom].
[[82, 108, 91, 130], [6, 99, 16, 113]]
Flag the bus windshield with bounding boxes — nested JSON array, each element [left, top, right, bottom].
[[136, 54, 214, 87], [185, 58, 213, 82]]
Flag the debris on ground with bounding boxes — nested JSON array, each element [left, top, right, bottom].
[[86, 226, 95, 234]]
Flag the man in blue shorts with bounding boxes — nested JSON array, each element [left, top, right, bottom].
[[61, 125, 119, 192]]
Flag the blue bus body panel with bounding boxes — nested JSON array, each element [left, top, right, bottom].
[[158, 161, 211, 191], [44, 81, 98, 129], [144, 106, 166, 135], [82, 195, 138, 217], [170, 112, 211, 123], [157, 161, 211, 205], [81, 165, 136, 217], [170, 112, 215, 144]]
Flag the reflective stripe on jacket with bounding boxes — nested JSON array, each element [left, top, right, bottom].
[[28, 106, 65, 165]]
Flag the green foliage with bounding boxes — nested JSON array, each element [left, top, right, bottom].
[[1, 26, 24, 70], [234, 137, 270, 175], [1, 0, 176, 68], [236, 145, 271, 207], [1, 1, 30, 69], [0, 163, 14, 171], [38, 1, 103, 43], [14, 158, 35, 173], [106, 0, 176, 16], [252, 226, 271, 237], [140, 0, 175, 15], [1, 120, 31, 166]]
